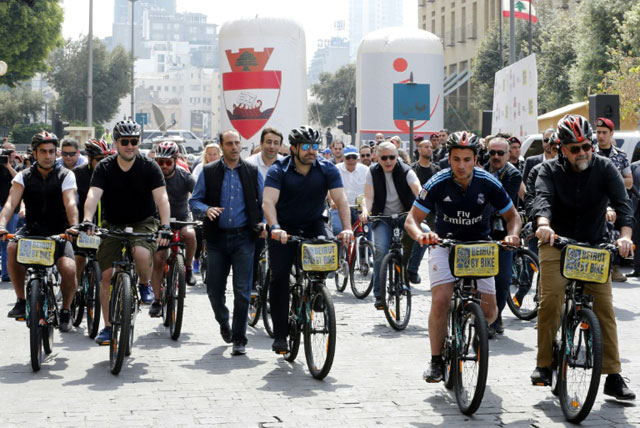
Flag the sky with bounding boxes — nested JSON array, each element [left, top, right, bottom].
[[61, 0, 418, 65]]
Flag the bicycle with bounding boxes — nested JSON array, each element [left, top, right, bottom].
[[369, 213, 411, 330], [10, 233, 66, 371], [70, 232, 102, 338], [96, 227, 156, 375], [334, 206, 374, 298], [433, 238, 512, 415], [507, 221, 540, 320], [194, 222, 207, 285], [160, 220, 200, 340], [278, 233, 338, 380], [247, 241, 274, 338], [536, 235, 611, 423]]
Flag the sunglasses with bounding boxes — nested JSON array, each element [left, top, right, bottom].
[[489, 150, 505, 157], [61, 151, 78, 157], [119, 138, 139, 146], [345, 154, 358, 160], [380, 155, 396, 161], [550, 144, 560, 151], [567, 143, 593, 154], [543, 138, 550, 143], [360, 153, 371, 157], [300, 143, 318, 151], [156, 158, 174, 166]]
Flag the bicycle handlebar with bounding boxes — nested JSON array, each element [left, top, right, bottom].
[[169, 220, 202, 229], [425, 237, 519, 250], [550, 234, 625, 253]]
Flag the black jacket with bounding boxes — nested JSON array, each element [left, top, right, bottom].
[[522, 153, 544, 188], [370, 162, 415, 215], [533, 155, 634, 244]]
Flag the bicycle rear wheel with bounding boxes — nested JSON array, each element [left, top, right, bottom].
[[249, 259, 266, 327], [380, 253, 411, 330], [443, 301, 456, 390], [71, 282, 84, 328], [284, 289, 301, 362], [28, 280, 44, 372], [350, 239, 374, 299], [262, 270, 275, 338], [304, 284, 336, 379], [85, 261, 101, 338], [168, 253, 186, 340], [334, 244, 349, 292], [508, 248, 540, 320], [454, 301, 489, 415], [558, 307, 602, 423], [42, 284, 56, 355], [110, 273, 132, 375]]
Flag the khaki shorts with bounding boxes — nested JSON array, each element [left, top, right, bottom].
[[97, 217, 159, 272]]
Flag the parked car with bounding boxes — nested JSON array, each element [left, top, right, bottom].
[[140, 129, 203, 154]]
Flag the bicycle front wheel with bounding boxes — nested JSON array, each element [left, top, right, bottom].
[[110, 274, 132, 375], [168, 253, 186, 340], [28, 280, 44, 372], [558, 307, 602, 423], [443, 300, 456, 390], [334, 244, 349, 293], [380, 253, 411, 330], [71, 282, 84, 327], [42, 284, 56, 355], [262, 270, 275, 338], [85, 261, 101, 339], [508, 248, 540, 320], [454, 301, 489, 416], [248, 258, 266, 327], [304, 284, 336, 380], [350, 239, 374, 299], [284, 289, 302, 362]]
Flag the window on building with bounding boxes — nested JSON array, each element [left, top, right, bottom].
[[472, 2, 478, 39]]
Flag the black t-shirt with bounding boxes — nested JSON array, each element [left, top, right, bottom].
[[0, 166, 13, 206], [411, 161, 440, 185], [74, 163, 92, 221], [90, 154, 165, 225], [165, 167, 195, 221]]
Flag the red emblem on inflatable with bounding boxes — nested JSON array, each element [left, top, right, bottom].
[[222, 48, 282, 140]]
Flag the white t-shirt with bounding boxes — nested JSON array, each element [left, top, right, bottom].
[[337, 162, 368, 205], [365, 167, 419, 215], [12, 169, 77, 192], [192, 162, 204, 181], [246, 152, 284, 180]]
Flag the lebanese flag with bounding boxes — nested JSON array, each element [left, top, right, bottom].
[[503, 0, 537, 23]]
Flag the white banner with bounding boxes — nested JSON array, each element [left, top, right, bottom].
[[491, 54, 538, 137]]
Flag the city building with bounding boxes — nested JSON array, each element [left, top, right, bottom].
[[308, 37, 350, 86], [349, 0, 403, 59]]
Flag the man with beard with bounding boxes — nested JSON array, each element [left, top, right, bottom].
[[149, 141, 197, 320], [246, 127, 284, 180], [263, 126, 353, 354], [81, 120, 172, 345], [531, 114, 635, 400], [523, 128, 557, 185], [359, 145, 372, 167]]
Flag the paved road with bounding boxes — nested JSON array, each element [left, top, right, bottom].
[[0, 260, 638, 427]]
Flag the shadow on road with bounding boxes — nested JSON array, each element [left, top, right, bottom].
[[180, 346, 267, 375], [258, 360, 352, 398], [62, 360, 159, 391], [0, 356, 69, 383]]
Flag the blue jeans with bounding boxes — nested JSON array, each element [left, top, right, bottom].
[[205, 231, 255, 345], [329, 207, 359, 236], [495, 247, 514, 316], [406, 224, 429, 274], [372, 220, 394, 298], [1, 213, 18, 280]]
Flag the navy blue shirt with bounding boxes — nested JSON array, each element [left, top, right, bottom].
[[413, 167, 513, 240], [265, 156, 343, 227]]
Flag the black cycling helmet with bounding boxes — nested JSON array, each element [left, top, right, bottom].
[[446, 131, 480, 154], [155, 141, 179, 158], [557, 114, 592, 145], [288, 125, 321, 146], [112, 119, 141, 141], [84, 138, 110, 158], [31, 131, 59, 150]]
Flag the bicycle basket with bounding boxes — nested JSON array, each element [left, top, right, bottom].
[[560, 244, 610, 284], [77, 232, 101, 249], [300, 242, 338, 272], [448, 242, 499, 278], [16, 238, 56, 266]]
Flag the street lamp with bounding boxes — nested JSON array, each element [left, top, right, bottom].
[[87, 0, 93, 127], [130, 0, 138, 119]]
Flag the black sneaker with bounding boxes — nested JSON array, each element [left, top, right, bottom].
[[408, 271, 421, 284], [272, 337, 289, 354], [186, 267, 196, 286], [494, 315, 504, 335], [531, 366, 552, 386], [374, 297, 384, 310], [626, 270, 640, 278], [7, 299, 26, 319], [149, 300, 162, 318], [220, 323, 232, 344], [59, 309, 71, 332], [423, 360, 444, 383], [488, 323, 496, 339], [232, 341, 247, 356], [604, 374, 636, 400]]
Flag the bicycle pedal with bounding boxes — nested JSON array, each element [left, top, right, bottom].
[[15, 317, 25, 321]]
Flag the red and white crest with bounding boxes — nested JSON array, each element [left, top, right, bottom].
[[222, 48, 282, 140]]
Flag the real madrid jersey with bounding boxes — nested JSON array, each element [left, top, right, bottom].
[[413, 167, 513, 241]]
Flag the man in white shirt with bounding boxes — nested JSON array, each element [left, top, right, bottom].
[[245, 127, 284, 180], [330, 145, 368, 235]]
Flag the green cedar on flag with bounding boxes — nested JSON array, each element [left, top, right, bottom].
[[502, 0, 537, 23]]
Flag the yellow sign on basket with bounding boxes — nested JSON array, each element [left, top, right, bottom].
[[16, 238, 55, 266], [77, 232, 101, 249], [301, 243, 338, 272], [562, 244, 611, 284], [452, 243, 499, 278]]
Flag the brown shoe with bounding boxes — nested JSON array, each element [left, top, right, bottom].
[[612, 265, 627, 282]]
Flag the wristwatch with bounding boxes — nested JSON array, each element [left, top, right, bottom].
[[269, 224, 281, 232]]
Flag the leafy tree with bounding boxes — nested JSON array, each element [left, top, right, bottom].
[[0, 88, 45, 135], [47, 37, 133, 123], [0, 0, 63, 87], [309, 63, 356, 128], [470, 24, 505, 112], [9, 123, 51, 146], [444, 104, 473, 134], [619, 2, 640, 55]]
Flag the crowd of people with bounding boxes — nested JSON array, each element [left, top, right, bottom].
[[0, 113, 635, 403]]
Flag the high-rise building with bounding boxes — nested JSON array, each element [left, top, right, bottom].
[[308, 37, 350, 86], [349, 0, 403, 59]]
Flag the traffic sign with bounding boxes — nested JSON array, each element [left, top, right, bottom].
[[135, 112, 149, 125], [393, 83, 430, 121]]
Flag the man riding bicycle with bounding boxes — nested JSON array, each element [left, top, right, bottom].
[[149, 140, 197, 318], [0, 131, 79, 332], [404, 131, 521, 383], [530, 114, 635, 400], [81, 119, 171, 345], [262, 125, 353, 354]]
